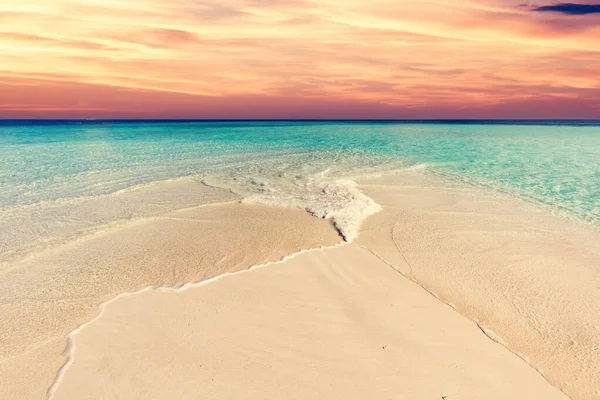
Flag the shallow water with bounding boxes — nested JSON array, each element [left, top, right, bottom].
[[1, 120, 599, 245]]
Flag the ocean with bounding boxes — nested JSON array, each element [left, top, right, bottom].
[[1, 120, 599, 247]]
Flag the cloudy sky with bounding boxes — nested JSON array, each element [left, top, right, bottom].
[[1, 0, 599, 118]]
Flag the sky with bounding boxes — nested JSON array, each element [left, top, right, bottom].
[[0, 0, 599, 119]]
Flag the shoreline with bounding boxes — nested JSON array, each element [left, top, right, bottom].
[[2, 169, 600, 399], [0, 195, 341, 400], [356, 171, 600, 399]]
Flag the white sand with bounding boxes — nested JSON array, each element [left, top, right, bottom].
[[0, 196, 340, 400], [5, 170, 600, 399], [357, 172, 600, 400], [50, 244, 568, 400]]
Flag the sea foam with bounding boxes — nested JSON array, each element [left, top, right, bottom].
[[240, 174, 382, 242]]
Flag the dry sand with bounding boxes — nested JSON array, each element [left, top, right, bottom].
[[0, 184, 340, 400], [49, 244, 568, 400]]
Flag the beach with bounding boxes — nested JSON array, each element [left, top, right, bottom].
[[0, 184, 341, 400], [2, 169, 599, 399], [357, 172, 600, 399], [49, 244, 568, 400], [1, 121, 599, 400]]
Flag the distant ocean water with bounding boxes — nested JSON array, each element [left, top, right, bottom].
[[1, 120, 599, 244]]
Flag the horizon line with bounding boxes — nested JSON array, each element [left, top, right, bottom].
[[2, 118, 600, 122], [1, 118, 600, 127]]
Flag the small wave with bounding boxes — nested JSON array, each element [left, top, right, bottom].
[[198, 153, 407, 242], [241, 176, 382, 242]]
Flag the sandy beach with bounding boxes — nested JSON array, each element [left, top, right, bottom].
[[1, 169, 596, 400], [2, 170, 600, 399], [357, 172, 600, 399], [49, 244, 568, 400], [0, 182, 341, 400]]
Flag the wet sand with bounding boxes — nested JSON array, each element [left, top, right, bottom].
[[0, 184, 341, 400]]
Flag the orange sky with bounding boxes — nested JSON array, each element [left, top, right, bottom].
[[1, 0, 599, 118]]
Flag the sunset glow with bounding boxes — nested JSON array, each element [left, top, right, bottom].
[[1, 0, 599, 118]]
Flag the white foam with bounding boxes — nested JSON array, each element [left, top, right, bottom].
[[201, 159, 418, 242], [242, 176, 382, 242]]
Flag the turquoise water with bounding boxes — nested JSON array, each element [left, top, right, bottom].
[[1, 121, 599, 243]]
